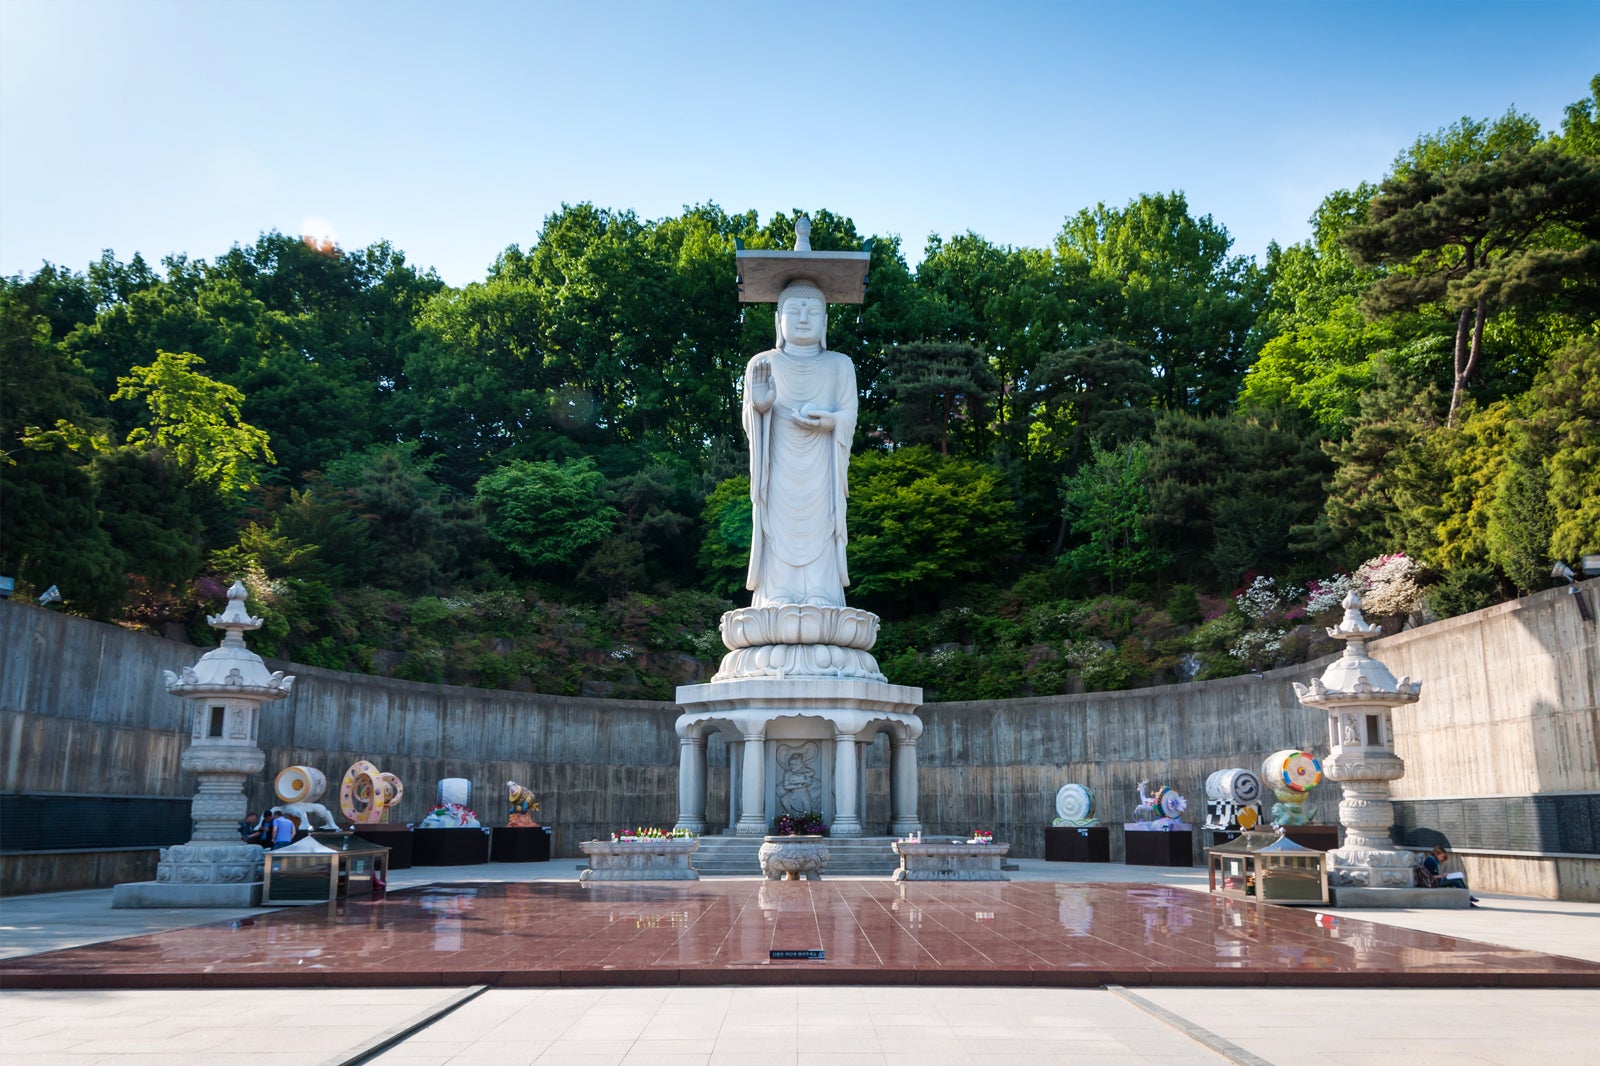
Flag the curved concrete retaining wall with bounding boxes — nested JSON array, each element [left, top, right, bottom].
[[2, 581, 1595, 898]]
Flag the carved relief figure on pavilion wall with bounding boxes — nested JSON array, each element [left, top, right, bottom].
[[743, 277, 858, 608], [776, 742, 823, 814]]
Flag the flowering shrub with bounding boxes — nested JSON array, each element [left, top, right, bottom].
[[1235, 575, 1302, 622], [1354, 553, 1425, 617], [1305, 573, 1355, 616], [1228, 628, 1285, 667], [770, 811, 827, 836]]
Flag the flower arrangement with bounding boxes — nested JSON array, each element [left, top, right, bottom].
[[969, 829, 994, 844], [769, 811, 827, 836], [609, 826, 696, 841]]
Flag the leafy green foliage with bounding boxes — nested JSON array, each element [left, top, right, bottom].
[[112, 350, 274, 494], [697, 475, 753, 599], [1344, 134, 1600, 424], [884, 342, 997, 456], [1145, 410, 1332, 585], [1056, 191, 1265, 413], [475, 457, 618, 571], [848, 447, 1022, 608], [1056, 440, 1166, 593]]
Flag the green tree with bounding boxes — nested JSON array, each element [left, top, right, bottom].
[[90, 447, 206, 592], [1056, 439, 1166, 593], [1056, 192, 1264, 413], [1343, 140, 1600, 424], [112, 350, 274, 494], [847, 447, 1022, 608], [1556, 74, 1600, 158], [1322, 354, 1447, 563], [1029, 340, 1157, 468], [697, 475, 753, 599], [884, 342, 997, 455], [475, 456, 618, 570], [323, 443, 487, 592], [0, 270, 123, 615], [1145, 410, 1331, 585], [916, 234, 1079, 443], [1521, 338, 1600, 565]]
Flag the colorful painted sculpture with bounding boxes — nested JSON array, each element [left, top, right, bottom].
[[1203, 768, 1264, 832], [1129, 779, 1189, 831], [339, 760, 404, 824], [419, 802, 480, 828], [273, 764, 338, 830], [506, 781, 540, 827], [1262, 749, 1323, 826], [1051, 783, 1098, 827]]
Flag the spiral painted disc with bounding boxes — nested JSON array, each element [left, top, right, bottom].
[[1224, 769, 1262, 805], [1055, 784, 1094, 823], [1158, 788, 1187, 819]]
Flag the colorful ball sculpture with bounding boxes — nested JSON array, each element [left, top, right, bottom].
[[1262, 749, 1323, 826]]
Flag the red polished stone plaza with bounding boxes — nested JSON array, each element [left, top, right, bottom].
[[4, 880, 1597, 990]]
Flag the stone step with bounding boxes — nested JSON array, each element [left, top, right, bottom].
[[690, 835, 902, 876]]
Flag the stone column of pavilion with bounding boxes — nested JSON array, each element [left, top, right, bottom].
[[112, 581, 295, 908], [1293, 590, 1422, 888], [673, 221, 923, 839]]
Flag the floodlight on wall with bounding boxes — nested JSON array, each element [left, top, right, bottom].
[[1553, 560, 1576, 583], [1582, 555, 1600, 577], [37, 585, 61, 606], [0, 576, 14, 599]]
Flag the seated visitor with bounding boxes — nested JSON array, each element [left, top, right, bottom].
[[241, 810, 271, 845], [1417, 846, 1479, 904]]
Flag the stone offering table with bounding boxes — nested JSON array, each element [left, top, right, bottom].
[[579, 839, 699, 881], [891, 840, 1010, 881], [759, 835, 829, 880]]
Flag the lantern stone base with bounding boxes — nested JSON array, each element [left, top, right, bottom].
[[1329, 845, 1422, 888], [1330, 886, 1471, 909], [112, 843, 266, 909]]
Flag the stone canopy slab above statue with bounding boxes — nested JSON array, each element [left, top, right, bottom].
[[735, 215, 870, 305]]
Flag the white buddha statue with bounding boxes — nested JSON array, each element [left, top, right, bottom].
[[742, 278, 859, 608]]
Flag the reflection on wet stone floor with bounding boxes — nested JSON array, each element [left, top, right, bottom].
[[3, 881, 1597, 989]]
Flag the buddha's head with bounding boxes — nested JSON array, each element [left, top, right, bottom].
[[775, 279, 827, 352]]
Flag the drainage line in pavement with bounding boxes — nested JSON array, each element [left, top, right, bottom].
[[325, 984, 491, 1066], [1107, 984, 1276, 1066]]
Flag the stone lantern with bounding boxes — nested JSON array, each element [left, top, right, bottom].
[[1292, 590, 1421, 888], [112, 580, 295, 908]]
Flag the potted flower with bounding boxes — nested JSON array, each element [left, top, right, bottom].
[[970, 829, 994, 844], [769, 811, 827, 837]]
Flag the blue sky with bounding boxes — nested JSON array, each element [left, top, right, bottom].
[[2, 0, 1595, 287]]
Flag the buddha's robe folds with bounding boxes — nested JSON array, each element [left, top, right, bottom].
[[743, 346, 857, 608]]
